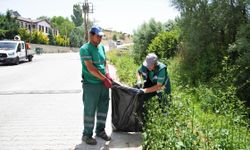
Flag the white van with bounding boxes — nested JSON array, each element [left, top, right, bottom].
[[0, 40, 33, 65]]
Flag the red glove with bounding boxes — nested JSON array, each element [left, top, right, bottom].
[[106, 73, 113, 81], [103, 78, 112, 88]]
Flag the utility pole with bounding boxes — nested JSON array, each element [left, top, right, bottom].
[[81, 0, 93, 42]]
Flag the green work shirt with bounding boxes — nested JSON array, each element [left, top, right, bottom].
[[80, 42, 106, 84], [138, 62, 168, 85]]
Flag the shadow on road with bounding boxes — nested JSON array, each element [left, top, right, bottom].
[[74, 132, 142, 150]]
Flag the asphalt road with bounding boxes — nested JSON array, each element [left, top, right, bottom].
[[0, 53, 142, 150]]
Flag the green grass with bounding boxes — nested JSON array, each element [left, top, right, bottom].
[[107, 49, 139, 86]]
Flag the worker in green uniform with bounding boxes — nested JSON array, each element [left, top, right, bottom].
[[80, 25, 112, 145], [136, 53, 171, 111]]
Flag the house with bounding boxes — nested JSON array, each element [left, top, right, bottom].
[[9, 10, 59, 36]]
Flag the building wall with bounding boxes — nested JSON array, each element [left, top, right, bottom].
[[30, 43, 79, 53], [17, 19, 59, 36], [36, 21, 51, 35]]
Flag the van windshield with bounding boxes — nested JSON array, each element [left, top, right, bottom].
[[0, 42, 17, 50]]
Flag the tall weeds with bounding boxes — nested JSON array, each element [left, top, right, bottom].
[[108, 50, 250, 149]]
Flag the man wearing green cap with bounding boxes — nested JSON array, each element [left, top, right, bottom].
[[80, 25, 112, 145], [136, 53, 171, 110]]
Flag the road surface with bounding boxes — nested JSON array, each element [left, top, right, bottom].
[[0, 53, 142, 150]]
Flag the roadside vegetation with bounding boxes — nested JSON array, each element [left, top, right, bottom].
[[108, 0, 250, 149], [108, 48, 250, 150], [107, 49, 138, 86]]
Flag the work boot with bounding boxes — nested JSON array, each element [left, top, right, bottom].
[[96, 131, 111, 141], [82, 134, 97, 145]]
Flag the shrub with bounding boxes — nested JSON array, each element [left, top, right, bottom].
[[18, 28, 30, 42], [147, 30, 179, 59], [31, 30, 49, 44], [54, 35, 69, 46]]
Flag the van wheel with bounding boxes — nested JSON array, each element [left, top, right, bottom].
[[15, 57, 19, 65]]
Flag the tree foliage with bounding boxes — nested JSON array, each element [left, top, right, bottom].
[[171, 0, 249, 84], [147, 30, 179, 60], [48, 28, 56, 45], [54, 35, 69, 46], [0, 14, 8, 38], [37, 16, 50, 21], [50, 16, 75, 37], [0, 10, 19, 40], [132, 18, 164, 64], [112, 34, 117, 41], [31, 30, 49, 44], [18, 28, 30, 42], [71, 4, 83, 27], [69, 26, 84, 47], [228, 23, 250, 104]]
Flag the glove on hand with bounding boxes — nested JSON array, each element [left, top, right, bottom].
[[106, 73, 113, 81], [139, 88, 145, 94], [103, 78, 112, 88], [132, 88, 144, 95], [136, 80, 143, 88]]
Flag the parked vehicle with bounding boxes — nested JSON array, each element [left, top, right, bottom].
[[0, 38, 34, 65], [116, 40, 123, 45]]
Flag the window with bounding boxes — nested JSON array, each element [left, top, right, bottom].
[[21, 43, 25, 49], [17, 43, 21, 51], [0, 42, 17, 50], [33, 24, 36, 29]]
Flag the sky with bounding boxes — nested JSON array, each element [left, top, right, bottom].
[[0, 0, 179, 34]]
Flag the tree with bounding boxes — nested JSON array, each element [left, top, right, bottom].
[[228, 23, 250, 104], [50, 16, 75, 37], [132, 18, 164, 64], [48, 28, 56, 45], [0, 10, 19, 40], [147, 31, 179, 59], [37, 16, 50, 21], [112, 34, 117, 41], [71, 4, 83, 27], [171, 0, 249, 84], [0, 14, 8, 38], [50, 16, 75, 46], [69, 26, 84, 47]]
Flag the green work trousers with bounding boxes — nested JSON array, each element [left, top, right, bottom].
[[82, 82, 109, 137]]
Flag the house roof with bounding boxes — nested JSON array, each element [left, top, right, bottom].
[[16, 17, 51, 26], [9, 10, 51, 25], [9, 10, 59, 33], [9, 10, 21, 17]]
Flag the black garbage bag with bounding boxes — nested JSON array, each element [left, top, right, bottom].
[[111, 82, 144, 132]]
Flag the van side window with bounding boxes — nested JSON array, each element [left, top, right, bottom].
[[22, 43, 25, 49], [18, 43, 21, 49]]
